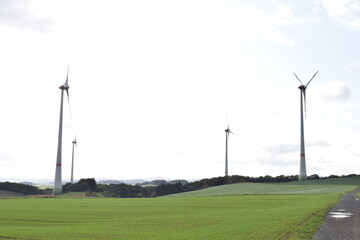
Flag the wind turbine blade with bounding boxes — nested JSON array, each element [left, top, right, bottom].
[[306, 70, 319, 87], [66, 89, 72, 118], [226, 114, 230, 129], [293, 72, 304, 85], [66, 89, 70, 105], [65, 74, 68, 86], [65, 67, 69, 87], [303, 89, 307, 118]]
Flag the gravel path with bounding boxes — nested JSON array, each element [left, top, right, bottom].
[[313, 187, 360, 240]]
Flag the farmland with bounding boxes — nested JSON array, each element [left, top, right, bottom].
[[161, 182, 357, 197], [0, 194, 342, 240], [0, 180, 357, 240]]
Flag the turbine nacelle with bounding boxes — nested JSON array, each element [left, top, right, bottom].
[[225, 129, 233, 134], [298, 85, 306, 90], [59, 84, 69, 90]]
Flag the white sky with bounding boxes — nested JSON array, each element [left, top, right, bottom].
[[1, 0, 360, 182]]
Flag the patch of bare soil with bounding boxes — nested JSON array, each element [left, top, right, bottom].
[[0, 190, 24, 198]]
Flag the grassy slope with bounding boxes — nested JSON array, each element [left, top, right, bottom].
[[0, 195, 340, 240], [161, 182, 357, 197], [160, 177, 359, 239], [280, 176, 360, 185]]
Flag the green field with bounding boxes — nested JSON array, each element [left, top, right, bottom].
[[0, 194, 341, 240], [280, 176, 360, 185], [0, 179, 358, 239], [162, 182, 357, 197]]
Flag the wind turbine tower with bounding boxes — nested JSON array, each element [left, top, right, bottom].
[[293, 70, 319, 181], [70, 138, 77, 183], [224, 121, 233, 177], [53, 69, 70, 195]]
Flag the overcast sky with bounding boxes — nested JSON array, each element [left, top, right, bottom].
[[1, 0, 360, 182]]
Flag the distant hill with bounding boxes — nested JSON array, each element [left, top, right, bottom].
[[97, 180, 125, 185], [20, 182, 35, 185], [136, 179, 188, 186], [97, 179, 152, 185], [97, 179, 189, 186], [136, 180, 167, 186]]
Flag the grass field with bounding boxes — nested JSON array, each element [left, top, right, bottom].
[[0, 194, 342, 240], [0, 178, 358, 239], [280, 176, 360, 185], [162, 182, 357, 197]]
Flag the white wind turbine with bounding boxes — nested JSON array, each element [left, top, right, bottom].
[[70, 137, 77, 183], [224, 119, 233, 177], [53, 67, 71, 195], [293, 70, 319, 181]]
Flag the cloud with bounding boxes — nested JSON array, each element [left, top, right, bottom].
[[258, 144, 300, 168], [208, 2, 320, 47], [231, 159, 251, 165], [307, 141, 331, 147], [263, 141, 330, 155], [0, 0, 54, 32], [263, 144, 298, 155], [257, 141, 330, 168], [346, 61, 360, 70], [0, 151, 14, 167], [318, 81, 351, 101], [247, 3, 320, 46], [256, 156, 297, 167], [320, 0, 360, 30]]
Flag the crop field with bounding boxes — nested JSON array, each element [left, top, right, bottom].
[[162, 182, 357, 198], [0, 179, 357, 240], [0, 192, 347, 239], [280, 176, 360, 185]]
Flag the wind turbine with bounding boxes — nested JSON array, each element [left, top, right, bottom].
[[224, 119, 233, 177], [70, 137, 77, 183], [53, 67, 70, 195], [293, 70, 319, 181]]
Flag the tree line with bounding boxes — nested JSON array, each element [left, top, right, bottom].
[[0, 182, 44, 195], [1, 174, 359, 197], [61, 174, 360, 197]]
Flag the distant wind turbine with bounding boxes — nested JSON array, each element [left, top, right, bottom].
[[225, 119, 233, 177], [293, 70, 319, 181], [53, 67, 71, 195], [70, 137, 77, 183]]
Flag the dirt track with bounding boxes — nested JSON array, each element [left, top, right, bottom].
[[0, 190, 24, 198], [313, 187, 360, 240]]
